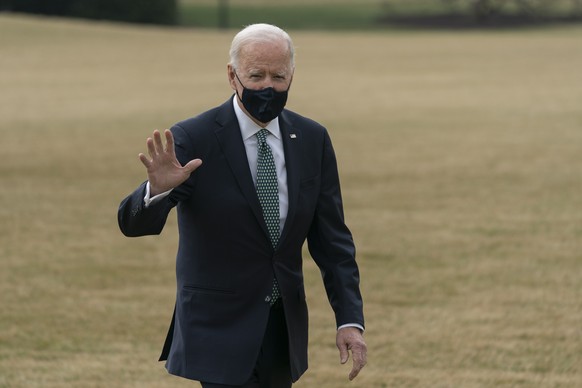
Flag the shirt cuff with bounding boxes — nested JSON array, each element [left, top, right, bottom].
[[144, 182, 173, 208], [338, 323, 364, 332]]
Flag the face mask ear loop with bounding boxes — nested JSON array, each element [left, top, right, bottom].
[[233, 70, 246, 102], [234, 71, 246, 88]]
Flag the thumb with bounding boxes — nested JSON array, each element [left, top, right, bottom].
[[338, 343, 349, 365], [183, 158, 203, 173]]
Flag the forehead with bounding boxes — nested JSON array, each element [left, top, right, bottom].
[[238, 40, 291, 72]]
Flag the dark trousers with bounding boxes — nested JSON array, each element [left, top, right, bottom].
[[201, 301, 292, 388]]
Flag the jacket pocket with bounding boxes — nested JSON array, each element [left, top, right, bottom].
[[182, 284, 235, 295]]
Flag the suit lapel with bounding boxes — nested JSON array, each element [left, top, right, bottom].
[[279, 111, 301, 245], [213, 100, 271, 240]]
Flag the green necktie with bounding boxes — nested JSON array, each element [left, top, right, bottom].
[[256, 128, 280, 304]]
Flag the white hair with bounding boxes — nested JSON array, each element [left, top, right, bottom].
[[229, 23, 295, 70]]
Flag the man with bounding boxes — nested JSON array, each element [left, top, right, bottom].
[[118, 24, 366, 387]]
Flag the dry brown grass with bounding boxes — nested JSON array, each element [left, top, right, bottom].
[[1, 15, 581, 387]]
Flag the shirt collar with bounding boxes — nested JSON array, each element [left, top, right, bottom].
[[232, 95, 281, 141]]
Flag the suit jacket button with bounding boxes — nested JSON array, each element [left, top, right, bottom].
[[264, 296, 271, 303]]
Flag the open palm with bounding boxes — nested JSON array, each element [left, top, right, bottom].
[[139, 129, 202, 196]]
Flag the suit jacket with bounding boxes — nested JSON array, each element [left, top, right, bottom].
[[118, 98, 364, 385]]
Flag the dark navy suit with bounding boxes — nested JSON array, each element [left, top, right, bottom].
[[118, 98, 364, 385]]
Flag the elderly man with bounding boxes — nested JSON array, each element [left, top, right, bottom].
[[118, 23, 366, 387]]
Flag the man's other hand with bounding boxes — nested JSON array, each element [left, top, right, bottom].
[[336, 326, 367, 381]]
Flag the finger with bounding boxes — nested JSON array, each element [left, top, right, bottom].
[[349, 363, 362, 381], [348, 345, 367, 381], [348, 352, 365, 380], [348, 360, 363, 380], [164, 129, 175, 155], [146, 137, 156, 159], [338, 343, 349, 365], [153, 129, 164, 155], [138, 153, 151, 168], [183, 158, 203, 174]]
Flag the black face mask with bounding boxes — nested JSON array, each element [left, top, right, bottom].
[[235, 72, 290, 123]]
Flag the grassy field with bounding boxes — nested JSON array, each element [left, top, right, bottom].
[[1, 14, 582, 388]]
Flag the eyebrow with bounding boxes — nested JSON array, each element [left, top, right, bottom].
[[246, 66, 289, 74]]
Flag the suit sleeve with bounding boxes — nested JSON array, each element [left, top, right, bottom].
[[118, 181, 176, 237], [307, 129, 365, 329]]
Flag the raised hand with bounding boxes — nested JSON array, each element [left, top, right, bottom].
[[139, 129, 202, 196]]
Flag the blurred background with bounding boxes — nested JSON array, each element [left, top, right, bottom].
[[2, 0, 582, 29], [1, 1, 581, 387]]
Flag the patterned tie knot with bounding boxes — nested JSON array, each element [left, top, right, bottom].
[[256, 128, 269, 146]]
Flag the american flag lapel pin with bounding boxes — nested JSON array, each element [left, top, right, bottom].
[[290, 134, 297, 139]]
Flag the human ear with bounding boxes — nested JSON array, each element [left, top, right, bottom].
[[227, 64, 237, 90]]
